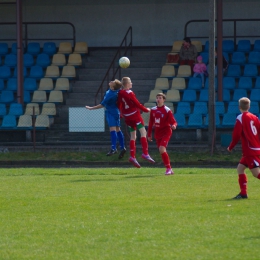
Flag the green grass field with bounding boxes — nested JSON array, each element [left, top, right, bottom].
[[1, 167, 260, 260]]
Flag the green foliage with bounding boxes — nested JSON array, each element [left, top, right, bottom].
[[0, 168, 259, 259]]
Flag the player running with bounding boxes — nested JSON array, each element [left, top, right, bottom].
[[147, 93, 177, 175], [85, 79, 126, 159], [118, 77, 155, 168], [227, 97, 260, 199]]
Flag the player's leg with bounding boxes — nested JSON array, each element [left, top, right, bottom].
[[128, 128, 141, 168], [139, 125, 155, 163], [158, 137, 173, 175], [233, 163, 248, 199], [250, 167, 260, 179], [107, 126, 118, 156], [116, 126, 126, 159]]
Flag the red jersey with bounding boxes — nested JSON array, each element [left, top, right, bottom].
[[147, 105, 177, 140], [228, 112, 260, 156], [117, 89, 149, 118]]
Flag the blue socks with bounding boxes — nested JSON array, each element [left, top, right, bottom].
[[117, 130, 125, 150], [110, 131, 117, 150]]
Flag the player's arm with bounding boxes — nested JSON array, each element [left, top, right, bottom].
[[147, 111, 154, 141], [85, 104, 104, 110], [169, 112, 177, 130], [130, 92, 150, 113], [227, 120, 242, 151]]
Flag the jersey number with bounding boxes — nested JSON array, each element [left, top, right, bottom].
[[250, 120, 257, 135]]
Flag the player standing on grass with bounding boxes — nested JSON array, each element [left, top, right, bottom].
[[227, 97, 260, 199], [85, 79, 126, 159], [147, 93, 177, 175], [117, 77, 155, 168]]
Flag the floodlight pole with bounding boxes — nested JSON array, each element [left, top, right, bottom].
[[208, 0, 216, 153], [217, 0, 223, 101]]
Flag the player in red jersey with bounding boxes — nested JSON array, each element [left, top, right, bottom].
[[147, 93, 177, 175], [227, 97, 260, 199], [118, 77, 155, 168]]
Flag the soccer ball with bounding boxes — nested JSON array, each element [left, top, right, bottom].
[[119, 57, 130, 69]]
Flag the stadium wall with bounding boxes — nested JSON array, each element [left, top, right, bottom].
[[0, 0, 259, 47]]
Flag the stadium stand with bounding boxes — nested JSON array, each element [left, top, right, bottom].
[[215, 101, 225, 115], [41, 103, 56, 116], [36, 53, 51, 68], [222, 40, 235, 53], [60, 66, 76, 79], [45, 65, 60, 79], [4, 54, 17, 67], [226, 65, 241, 77], [223, 77, 236, 89], [232, 89, 247, 101], [198, 89, 209, 102], [58, 42, 72, 55], [54, 78, 70, 92], [23, 53, 34, 67], [8, 103, 23, 117], [173, 113, 186, 127], [29, 65, 44, 79], [1, 115, 17, 128], [243, 64, 258, 77], [38, 78, 54, 91], [193, 101, 208, 115], [52, 54, 66, 67], [176, 65, 191, 77], [227, 101, 240, 114], [31, 91, 47, 103], [67, 53, 82, 67], [253, 40, 260, 52], [187, 77, 202, 90], [73, 42, 88, 55], [248, 51, 260, 65], [48, 90, 63, 103], [148, 89, 162, 102], [171, 77, 186, 90], [187, 113, 203, 128], [13, 66, 27, 78], [0, 43, 8, 55], [0, 91, 14, 103], [24, 103, 40, 116], [160, 65, 175, 78], [0, 65, 11, 79], [165, 89, 180, 102], [27, 42, 41, 56], [176, 102, 191, 115], [24, 78, 37, 92], [43, 42, 57, 56], [182, 89, 196, 102], [231, 52, 246, 65], [222, 113, 237, 127], [237, 77, 252, 89], [171, 41, 183, 52], [6, 78, 17, 91], [0, 104, 7, 118], [17, 115, 32, 129], [35, 115, 50, 128], [237, 40, 251, 53], [154, 78, 169, 90]]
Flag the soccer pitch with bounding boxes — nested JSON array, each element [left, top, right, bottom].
[[0, 167, 260, 260]]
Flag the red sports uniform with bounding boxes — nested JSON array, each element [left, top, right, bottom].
[[147, 105, 177, 147], [228, 112, 260, 169], [117, 89, 149, 129]]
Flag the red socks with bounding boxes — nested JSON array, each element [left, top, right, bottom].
[[257, 173, 260, 179], [161, 152, 171, 169], [140, 137, 148, 155], [239, 174, 248, 195], [130, 140, 136, 158]]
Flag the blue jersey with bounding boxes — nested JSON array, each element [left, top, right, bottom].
[[101, 89, 119, 115]]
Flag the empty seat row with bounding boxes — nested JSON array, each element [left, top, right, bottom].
[[0, 65, 76, 79], [0, 42, 88, 56], [0, 78, 70, 92]]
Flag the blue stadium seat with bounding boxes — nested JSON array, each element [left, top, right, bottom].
[[227, 101, 240, 114], [187, 113, 203, 128], [237, 77, 252, 89], [222, 113, 237, 127], [249, 101, 259, 115], [198, 89, 209, 102], [193, 101, 208, 115], [223, 40, 235, 53], [226, 65, 241, 77], [237, 40, 251, 53], [36, 53, 51, 68], [204, 78, 217, 90], [27, 42, 40, 56], [0, 65, 11, 79], [4, 54, 17, 67], [255, 77, 260, 88], [43, 42, 57, 56], [204, 114, 221, 127], [232, 89, 247, 101], [6, 78, 17, 91], [231, 52, 246, 65], [250, 89, 260, 101], [0, 91, 14, 103], [0, 43, 8, 55], [182, 90, 197, 102], [0, 104, 7, 118], [8, 103, 23, 117], [215, 101, 225, 115], [176, 102, 191, 115], [0, 79, 4, 91], [248, 52, 260, 65], [173, 113, 186, 128], [1, 115, 17, 128], [23, 90, 31, 103], [223, 52, 230, 63], [24, 78, 37, 92], [223, 89, 231, 102], [23, 53, 34, 67], [13, 66, 27, 78], [200, 52, 209, 64], [243, 64, 258, 77], [204, 40, 217, 52], [253, 40, 260, 52], [11, 43, 24, 54], [29, 65, 44, 79], [187, 77, 202, 90], [223, 77, 236, 90]]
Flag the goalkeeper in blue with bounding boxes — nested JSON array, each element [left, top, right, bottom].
[[85, 79, 126, 159]]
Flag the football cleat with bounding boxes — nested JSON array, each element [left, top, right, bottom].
[[233, 193, 248, 199], [118, 148, 127, 159], [129, 157, 141, 168], [165, 168, 174, 175], [141, 154, 155, 163], [106, 149, 117, 156]]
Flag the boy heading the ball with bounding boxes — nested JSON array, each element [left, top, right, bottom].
[[227, 97, 260, 199], [85, 79, 126, 159], [147, 93, 177, 175], [117, 77, 155, 168]]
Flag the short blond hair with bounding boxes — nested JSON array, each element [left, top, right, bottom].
[[156, 93, 166, 100], [121, 77, 131, 87], [239, 97, 250, 111], [113, 79, 122, 90]]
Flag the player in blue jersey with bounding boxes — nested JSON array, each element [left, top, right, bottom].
[[85, 79, 126, 159]]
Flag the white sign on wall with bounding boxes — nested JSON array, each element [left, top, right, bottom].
[[69, 107, 105, 132]]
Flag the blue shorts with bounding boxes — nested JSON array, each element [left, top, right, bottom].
[[105, 111, 120, 127]]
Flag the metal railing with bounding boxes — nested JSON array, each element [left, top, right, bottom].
[[0, 21, 76, 47], [184, 18, 260, 46], [95, 26, 133, 105]]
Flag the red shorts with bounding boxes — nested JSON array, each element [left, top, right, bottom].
[[156, 136, 171, 148], [124, 113, 144, 130], [239, 155, 260, 169]]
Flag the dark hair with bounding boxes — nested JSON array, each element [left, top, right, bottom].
[[183, 37, 191, 43]]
